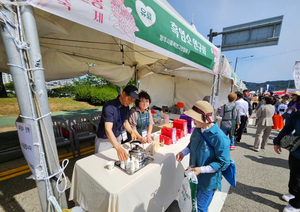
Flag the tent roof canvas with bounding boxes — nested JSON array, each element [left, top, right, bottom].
[[0, 0, 222, 86]]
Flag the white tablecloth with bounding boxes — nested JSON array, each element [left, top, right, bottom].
[[69, 135, 191, 212]]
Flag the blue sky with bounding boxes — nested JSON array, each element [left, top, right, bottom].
[[167, 0, 300, 83]]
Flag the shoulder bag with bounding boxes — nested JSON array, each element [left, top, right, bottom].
[[222, 104, 237, 136], [200, 132, 236, 187], [280, 135, 300, 152]]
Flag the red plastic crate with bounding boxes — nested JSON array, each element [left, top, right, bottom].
[[176, 129, 184, 139], [161, 127, 176, 143], [173, 119, 188, 137], [160, 135, 173, 145]]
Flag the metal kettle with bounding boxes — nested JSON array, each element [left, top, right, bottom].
[[129, 141, 145, 163]]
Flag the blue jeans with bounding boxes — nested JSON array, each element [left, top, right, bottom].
[[197, 188, 215, 212], [220, 123, 235, 147]]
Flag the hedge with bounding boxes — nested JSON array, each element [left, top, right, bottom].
[[75, 86, 118, 105]]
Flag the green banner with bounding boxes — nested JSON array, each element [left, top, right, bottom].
[[125, 0, 218, 71]]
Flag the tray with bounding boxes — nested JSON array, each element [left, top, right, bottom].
[[114, 156, 154, 175]]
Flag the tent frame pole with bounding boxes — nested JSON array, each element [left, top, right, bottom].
[[20, 4, 68, 209], [212, 55, 224, 121], [0, 2, 49, 211], [134, 65, 138, 87], [0, 2, 67, 211]]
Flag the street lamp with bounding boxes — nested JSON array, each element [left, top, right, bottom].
[[234, 55, 254, 73]]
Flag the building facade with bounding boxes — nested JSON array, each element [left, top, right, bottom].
[[2, 73, 13, 84]]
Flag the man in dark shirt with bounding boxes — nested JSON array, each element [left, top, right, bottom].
[[243, 89, 253, 133], [95, 85, 138, 161]]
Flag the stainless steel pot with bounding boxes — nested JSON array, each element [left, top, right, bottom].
[[129, 141, 145, 164]]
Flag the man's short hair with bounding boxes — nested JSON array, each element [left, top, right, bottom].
[[228, 93, 237, 102], [235, 91, 243, 98], [243, 89, 249, 93]]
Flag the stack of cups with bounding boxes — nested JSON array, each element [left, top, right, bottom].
[[135, 158, 140, 170], [129, 158, 135, 174]]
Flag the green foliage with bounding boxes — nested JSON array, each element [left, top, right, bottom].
[[75, 85, 118, 105], [121, 78, 136, 90], [7, 93, 16, 98], [72, 75, 101, 86], [74, 85, 91, 101], [72, 75, 120, 92], [4, 81, 14, 91], [90, 87, 118, 105], [48, 85, 76, 98]]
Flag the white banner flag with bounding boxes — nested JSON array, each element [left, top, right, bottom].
[[293, 61, 300, 89]]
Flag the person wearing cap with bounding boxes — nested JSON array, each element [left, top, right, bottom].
[[95, 85, 138, 161], [284, 91, 300, 124], [128, 90, 154, 143], [176, 101, 230, 212], [276, 95, 289, 116]]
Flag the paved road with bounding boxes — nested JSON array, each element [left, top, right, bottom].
[[0, 124, 290, 212]]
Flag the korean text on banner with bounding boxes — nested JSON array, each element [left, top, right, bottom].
[[28, 0, 220, 74], [16, 122, 36, 178]]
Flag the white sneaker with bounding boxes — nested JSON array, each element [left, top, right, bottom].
[[252, 147, 260, 152], [283, 204, 300, 212], [282, 193, 295, 202]]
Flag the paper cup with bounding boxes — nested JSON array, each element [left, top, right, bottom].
[[107, 161, 115, 170]]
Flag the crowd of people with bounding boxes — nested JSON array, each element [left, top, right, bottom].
[[94, 85, 299, 212], [218, 89, 300, 212]]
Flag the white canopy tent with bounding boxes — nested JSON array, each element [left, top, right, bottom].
[[0, 0, 242, 112], [0, 0, 245, 211], [139, 57, 243, 111], [0, 0, 222, 86]]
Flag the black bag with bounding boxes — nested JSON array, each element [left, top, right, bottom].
[[280, 135, 300, 152], [281, 112, 289, 119]]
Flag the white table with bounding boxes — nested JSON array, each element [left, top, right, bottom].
[[69, 135, 190, 212]]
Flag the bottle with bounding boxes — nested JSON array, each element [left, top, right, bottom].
[[157, 114, 161, 124]]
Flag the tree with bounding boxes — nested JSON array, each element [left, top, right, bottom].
[[0, 72, 7, 98], [4, 81, 14, 91]]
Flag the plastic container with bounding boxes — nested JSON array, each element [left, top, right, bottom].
[[156, 114, 161, 124], [180, 108, 184, 114], [187, 127, 195, 134], [176, 129, 184, 139], [173, 119, 188, 137], [180, 114, 195, 134], [163, 114, 170, 124], [161, 127, 176, 143], [159, 135, 173, 145], [176, 102, 184, 109]]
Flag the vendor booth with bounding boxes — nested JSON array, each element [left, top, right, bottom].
[[0, 0, 244, 211]]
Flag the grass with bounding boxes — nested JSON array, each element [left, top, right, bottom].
[[0, 97, 101, 116]]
